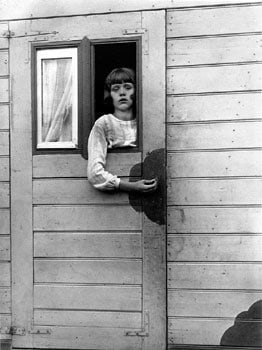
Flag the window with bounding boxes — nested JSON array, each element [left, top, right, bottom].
[[36, 48, 78, 149], [32, 38, 140, 157]]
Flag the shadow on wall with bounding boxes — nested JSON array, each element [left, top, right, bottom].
[[129, 148, 166, 225], [220, 300, 262, 347]]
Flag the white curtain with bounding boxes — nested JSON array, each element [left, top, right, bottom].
[[42, 58, 73, 142]]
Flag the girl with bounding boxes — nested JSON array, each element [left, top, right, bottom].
[[87, 67, 158, 192]]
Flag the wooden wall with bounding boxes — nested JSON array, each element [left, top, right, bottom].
[[0, 22, 11, 340], [166, 3, 262, 347]]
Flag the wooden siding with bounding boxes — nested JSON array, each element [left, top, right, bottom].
[[0, 22, 10, 340], [167, 3, 262, 347]]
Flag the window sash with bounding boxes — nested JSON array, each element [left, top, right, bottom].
[[36, 48, 78, 149]]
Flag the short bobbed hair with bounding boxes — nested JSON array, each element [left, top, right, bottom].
[[103, 67, 136, 114]]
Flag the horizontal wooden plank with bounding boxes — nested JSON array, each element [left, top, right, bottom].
[[168, 178, 262, 205], [0, 23, 8, 49], [168, 263, 262, 289], [167, 93, 262, 123], [33, 179, 139, 205], [3, 0, 262, 21], [0, 79, 8, 103], [0, 263, 10, 286], [34, 232, 142, 258], [0, 158, 9, 181], [34, 285, 141, 311], [0, 183, 9, 208], [167, 150, 262, 178], [168, 290, 262, 317], [34, 310, 141, 328], [24, 326, 142, 350], [167, 207, 262, 233], [0, 288, 11, 313], [34, 205, 142, 231], [168, 318, 234, 345], [167, 64, 262, 95], [167, 6, 262, 38], [0, 105, 9, 129], [0, 132, 9, 155], [168, 234, 262, 262], [0, 236, 10, 260], [10, 12, 141, 40], [0, 210, 10, 235], [34, 259, 142, 284], [33, 152, 141, 178], [0, 51, 8, 76], [167, 35, 262, 66], [167, 122, 262, 150]]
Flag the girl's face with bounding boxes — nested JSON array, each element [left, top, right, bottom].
[[110, 82, 135, 112]]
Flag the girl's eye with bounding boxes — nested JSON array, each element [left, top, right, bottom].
[[111, 86, 120, 92]]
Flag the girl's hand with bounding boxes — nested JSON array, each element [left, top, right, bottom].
[[119, 178, 158, 193], [134, 178, 158, 193]]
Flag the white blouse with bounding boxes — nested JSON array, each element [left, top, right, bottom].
[[87, 114, 137, 191]]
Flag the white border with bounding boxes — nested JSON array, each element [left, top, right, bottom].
[[36, 47, 78, 149]]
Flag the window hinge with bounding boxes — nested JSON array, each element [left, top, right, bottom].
[[0, 327, 51, 335], [125, 311, 149, 337], [0, 327, 26, 336], [3, 30, 15, 38], [122, 28, 147, 35]]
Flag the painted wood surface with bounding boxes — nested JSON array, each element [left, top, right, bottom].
[[167, 93, 262, 122], [167, 150, 262, 178], [33, 179, 139, 205], [168, 263, 262, 289], [34, 205, 142, 231], [0, 183, 9, 207], [167, 122, 262, 150], [34, 232, 142, 258], [168, 290, 262, 317], [0, 105, 9, 129], [0, 23, 8, 49], [10, 12, 141, 40], [0, 51, 8, 75], [0, 288, 10, 313], [167, 35, 262, 66], [0, 132, 9, 155], [34, 259, 142, 284], [33, 153, 141, 178], [168, 318, 235, 345], [20, 326, 142, 350], [167, 64, 262, 95], [167, 207, 262, 233], [168, 178, 262, 205], [2, 0, 262, 21], [0, 236, 10, 260], [167, 5, 262, 37], [34, 310, 141, 328], [0, 79, 8, 103], [0, 157, 9, 181], [0, 210, 9, 235], [9, 33, 34, 343], [0, 263, 10, 286], [168, 234, 262, 262], [34, 285, 141, 311]]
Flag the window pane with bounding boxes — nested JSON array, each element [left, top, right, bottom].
[[42, 58, 72, 143], [36, 48, 78, 149]]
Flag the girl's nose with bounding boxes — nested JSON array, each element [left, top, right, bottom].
[[119, 86, 126, 95]]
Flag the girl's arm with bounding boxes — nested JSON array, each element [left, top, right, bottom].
[[87, 122, 120, 191]]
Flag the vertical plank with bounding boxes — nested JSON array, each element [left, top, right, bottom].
[[10, 33, 33, 347], [142, 10, 166, 350]]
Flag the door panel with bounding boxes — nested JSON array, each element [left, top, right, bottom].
[[10, 10, 166, 350]]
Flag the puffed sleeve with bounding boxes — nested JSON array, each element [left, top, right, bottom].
[[87, 121, 120, 191]]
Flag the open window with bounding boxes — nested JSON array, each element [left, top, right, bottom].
[[32, 37, 141, 157]]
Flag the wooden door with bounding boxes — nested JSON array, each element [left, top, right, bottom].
[[10, 10, 166, 350]]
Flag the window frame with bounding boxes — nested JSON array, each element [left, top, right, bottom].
[[31, 36, 141, 158]]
